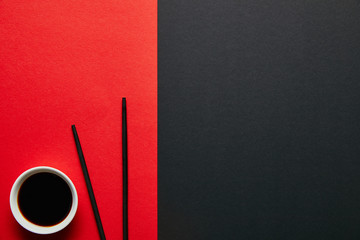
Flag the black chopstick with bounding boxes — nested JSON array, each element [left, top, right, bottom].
[[72, 125, 106, 240], [122, 98, 128, 240]]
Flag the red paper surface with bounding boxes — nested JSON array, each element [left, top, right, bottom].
[[0, 1, 157, 239]]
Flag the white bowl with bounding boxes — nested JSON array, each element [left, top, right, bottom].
[[10, 166, 78, 234]]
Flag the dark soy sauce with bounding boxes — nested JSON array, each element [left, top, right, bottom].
[[18, 172, 72, 226]]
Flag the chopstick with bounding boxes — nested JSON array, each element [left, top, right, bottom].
[[122, 98, 128, 240], [72, 125, 106, 240]]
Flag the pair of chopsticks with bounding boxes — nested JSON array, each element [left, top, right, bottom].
[[72, 98, 128, 240]]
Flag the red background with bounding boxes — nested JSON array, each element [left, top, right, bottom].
[[0, 1, 157, 239]]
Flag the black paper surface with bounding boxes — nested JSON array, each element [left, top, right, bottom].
[[159, 0, 360, 239]]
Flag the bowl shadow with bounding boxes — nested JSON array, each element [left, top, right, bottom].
[[15, 215, 78, 240]]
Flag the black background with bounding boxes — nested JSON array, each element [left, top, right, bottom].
[[159, 1, 360, 239]]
